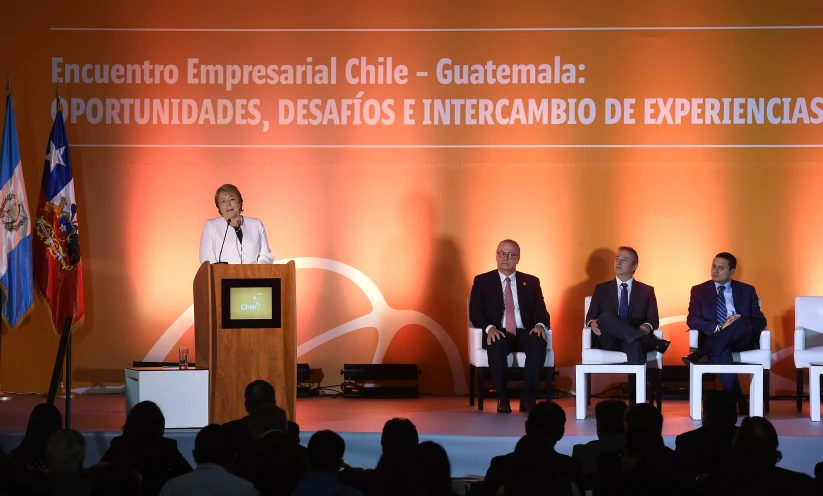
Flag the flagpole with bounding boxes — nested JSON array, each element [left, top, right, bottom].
[[0, 77, 13, 402], [0, 319, 9, 400], [0, 318, 10, 399]]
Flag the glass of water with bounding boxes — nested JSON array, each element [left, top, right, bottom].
[[178, 347, 189, 370]]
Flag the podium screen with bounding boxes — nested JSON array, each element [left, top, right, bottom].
[[221, 278, 282, 329], [229, 287, 273, 320]]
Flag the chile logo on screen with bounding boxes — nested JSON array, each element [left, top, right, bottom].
[[240, 295, 262, 311]]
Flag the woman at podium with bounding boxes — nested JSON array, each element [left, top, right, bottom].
[[199, 184, 274, 264]]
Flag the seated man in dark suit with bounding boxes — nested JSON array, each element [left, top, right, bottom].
[[683, 252, 767, 412], [586, 247, 670, 365], [483, 401, 583, 496], [469, 239, 549, 413], [675, 391, 738, 481], [223, 380, 300, 459]]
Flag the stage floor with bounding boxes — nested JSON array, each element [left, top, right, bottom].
[[1, 395, 822, 477], [2, 394, 822, 437]]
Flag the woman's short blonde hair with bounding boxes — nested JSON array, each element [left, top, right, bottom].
[[214, 184, 244, 214]]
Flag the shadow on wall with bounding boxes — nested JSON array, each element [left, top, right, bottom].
[[73, 368, 128, 386], [553, 248, 616, 393], [379, 191, 470, 394], [775, 307, 797, 397]]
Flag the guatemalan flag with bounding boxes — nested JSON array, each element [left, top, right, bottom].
[[33, 106, 84, 334], [0, 92, 34, 329]]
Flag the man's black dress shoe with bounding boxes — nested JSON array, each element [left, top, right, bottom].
[[681, 352, 700, 366], [640, 335, 671, 354], [497, 400, 512, 413], [520, 396, 536, 413]]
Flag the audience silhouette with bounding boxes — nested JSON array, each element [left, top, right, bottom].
[[484, 400, 582, 496], [10, 403, 63, 471], [5, 383, 823, 496], [100, 401, 192, 496]]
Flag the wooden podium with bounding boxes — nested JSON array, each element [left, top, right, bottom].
[[193, 261, 296, 423]]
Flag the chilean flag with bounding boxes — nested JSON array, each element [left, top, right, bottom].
[[0, 92, 34, 329], [33, 107, 84, 334]]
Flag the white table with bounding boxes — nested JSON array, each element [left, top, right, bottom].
[[809, 363, 823, 422], [125, 367, 209, 428], [575, 363, 646, 420], [688, 363, 763, 420]]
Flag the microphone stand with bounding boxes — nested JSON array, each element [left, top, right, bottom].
[[215, 218, 230, 264]]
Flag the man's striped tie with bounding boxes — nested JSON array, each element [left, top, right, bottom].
[[717, 286, 728, 325]]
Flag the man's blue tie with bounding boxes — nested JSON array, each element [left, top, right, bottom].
[[717, 285, 728, 325], [619, 282, 629, 320]]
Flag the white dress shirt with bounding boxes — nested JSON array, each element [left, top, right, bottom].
[[199, 216, 274, 265]]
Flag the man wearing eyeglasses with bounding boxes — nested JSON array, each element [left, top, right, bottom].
[[469, 239, 549, 413], [586, 247, 670, 365]]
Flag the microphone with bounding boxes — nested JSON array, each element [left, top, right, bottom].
[[215, 218, 230, 264]]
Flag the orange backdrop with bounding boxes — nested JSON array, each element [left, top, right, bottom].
[[1, 0, 822, 395]]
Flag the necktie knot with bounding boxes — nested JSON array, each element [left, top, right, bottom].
[[621, 282, 628, 291], [718, 286, 725, 296]]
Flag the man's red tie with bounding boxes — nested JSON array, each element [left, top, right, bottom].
[[505, 277, 516, 335]]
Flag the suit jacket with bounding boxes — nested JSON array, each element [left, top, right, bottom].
[[596, 445, 692, 496], [100, 436, 193, 496], [229, 429, 307, 483], [675, 424, 737, 480], [482, 450, 582, 496], [686, 280, 767, 347], [704, 466, 816, 496], [199, 216, 274, 265], [158, 463, 259, 496], [571, 434, 625, 474], [29, 472, 95, 496], [245, 434, 308, 495], [585, 279, 660, 330], [469, 270, 550, 332], [223, 415, 300, 456]]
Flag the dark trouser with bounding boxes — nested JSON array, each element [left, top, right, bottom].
[[697, 318, 753, 398], [594, 312, 653, 365], [483, 328, 547, 400]]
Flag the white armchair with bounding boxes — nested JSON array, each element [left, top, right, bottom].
[[794, 296, 823, 412], [687, 298, 771, 412], [581, 296, 664, 409], [467, 299, 555, 410]]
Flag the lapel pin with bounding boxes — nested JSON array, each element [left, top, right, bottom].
[[523, 281, 527, 286]]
